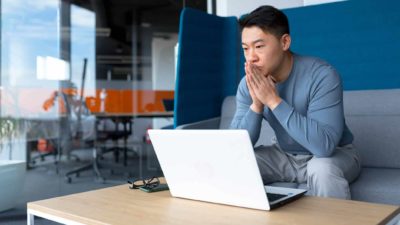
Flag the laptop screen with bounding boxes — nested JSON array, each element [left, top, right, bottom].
[[162, 99, 174, 111]]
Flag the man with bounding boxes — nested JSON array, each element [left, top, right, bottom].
[[230, 5, 361, 199]]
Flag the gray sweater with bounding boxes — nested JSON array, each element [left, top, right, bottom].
[[230, 54, 353, 157]]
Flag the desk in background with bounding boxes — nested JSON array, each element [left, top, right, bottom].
[[28, 182, 400, 225]]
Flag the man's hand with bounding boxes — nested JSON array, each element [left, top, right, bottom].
[[245, 62, 263, 113], [246, 63, 281, 110]]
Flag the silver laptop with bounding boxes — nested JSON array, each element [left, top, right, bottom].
[[148, 129, 307, 211]]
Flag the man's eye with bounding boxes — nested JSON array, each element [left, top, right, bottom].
[[256, 45, 264, 49], [242, 47, 248, 51]]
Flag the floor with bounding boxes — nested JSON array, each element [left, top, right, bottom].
[[0, 144, 163, 225]]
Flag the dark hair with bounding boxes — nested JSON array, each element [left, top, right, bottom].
[[239, 5, 290, 38]]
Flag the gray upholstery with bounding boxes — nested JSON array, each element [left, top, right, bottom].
[[350, 168, 400, 205], [176, 117, 220, 130], [179, 89, 400, 205], [344, 89, 400, 205], [343, 89, 400, 168], [218, 96, 236, 129]]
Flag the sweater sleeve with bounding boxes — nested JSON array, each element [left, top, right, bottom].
[[229, 78, 263, 145], [272, 67, 344, 157]]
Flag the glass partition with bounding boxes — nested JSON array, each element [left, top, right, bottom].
[[0, 0, 207, 222], [1, 0, 61, 158]]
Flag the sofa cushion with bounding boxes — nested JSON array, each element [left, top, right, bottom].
[[267, 169, 400, 205], [343, 89, 400, 168], [350, 167, 400, 205]]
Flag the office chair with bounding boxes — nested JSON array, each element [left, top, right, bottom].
[[29, 92, 80, 172], [64, 111, 136, 183], [28, 120, 59, 168], [61, 89, 136, 182], [99, 117, 135, 163], [29, 138, 58, 168], [64, 58, 139, 183], [59, 87, 100, 183]]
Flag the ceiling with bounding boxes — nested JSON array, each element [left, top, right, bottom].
[[72, 0, 206, 37], [67, 0, 206, 79], [69, 0, 206, 52]]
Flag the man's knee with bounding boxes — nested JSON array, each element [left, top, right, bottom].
[[307, 158, 344, 181], [307, 158, 350, 199]]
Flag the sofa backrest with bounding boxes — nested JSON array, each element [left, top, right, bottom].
[[220, 91, 400, 169], [285, 1, 400, 91], [343, 89, 400, 169]]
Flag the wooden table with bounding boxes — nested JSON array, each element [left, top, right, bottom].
[[27, 184, 400, 225]]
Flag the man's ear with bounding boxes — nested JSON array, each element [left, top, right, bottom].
[[280, 34, 291, 51]]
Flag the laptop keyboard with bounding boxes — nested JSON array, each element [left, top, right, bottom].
[[266, 193, 287, 202]]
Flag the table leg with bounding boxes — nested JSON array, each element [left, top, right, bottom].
[[27, 210, 35, 225], [386, 212, 400, 225]]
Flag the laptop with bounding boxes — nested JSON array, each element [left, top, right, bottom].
[[162, 99, 174, 112], [148, 129, 307, 211]]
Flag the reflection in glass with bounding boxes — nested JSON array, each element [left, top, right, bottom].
[[0, 0, 61, 214], [70, 4, 95, 99], [0, 0, 204, 218], [1, 0, 60, 160]]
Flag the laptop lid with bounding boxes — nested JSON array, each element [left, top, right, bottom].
[[149, 129, 271, 210]]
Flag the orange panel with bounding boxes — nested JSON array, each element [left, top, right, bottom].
[[86, 89, 174, 114], [1, 87, 173, 117]]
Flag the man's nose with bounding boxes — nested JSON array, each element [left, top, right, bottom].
[[247, 49, 258, 63]]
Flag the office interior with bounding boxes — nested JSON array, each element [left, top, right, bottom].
[[2, 0, 400, 224]]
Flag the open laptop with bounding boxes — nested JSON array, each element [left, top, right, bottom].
[[162, 99, 174, 112], [148, 129, 307, 211]]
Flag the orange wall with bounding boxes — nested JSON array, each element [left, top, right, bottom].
[[2, 88, 174, 117], [86, 90, 174, 113]]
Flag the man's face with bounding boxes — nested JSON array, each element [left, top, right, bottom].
[[241, 26, 287, 77]]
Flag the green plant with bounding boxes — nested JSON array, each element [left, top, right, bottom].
[[0, 117, 19, 160]]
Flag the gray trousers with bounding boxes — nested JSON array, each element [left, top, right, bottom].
[[254, 144, 362, 199]]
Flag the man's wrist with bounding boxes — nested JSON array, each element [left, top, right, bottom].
[[250, 103, 263, 114], [267, 97, 282, 110]]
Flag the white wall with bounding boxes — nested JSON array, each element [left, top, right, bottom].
[[304, 0, 346, 7], [151, 33, 178, 129], [151, 34, 178, 90], [216, 0, 346, 17]]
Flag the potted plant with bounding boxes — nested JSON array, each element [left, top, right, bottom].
[[0, 117, 26, 213]]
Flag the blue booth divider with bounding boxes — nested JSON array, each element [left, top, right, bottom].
[[174, 8, 242, 127]]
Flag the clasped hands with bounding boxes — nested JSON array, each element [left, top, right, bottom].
[[245, 62, 282, 113]]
